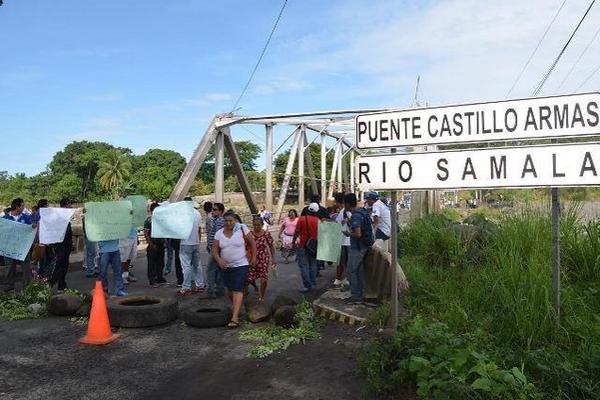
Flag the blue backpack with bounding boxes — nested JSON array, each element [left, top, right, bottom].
[[354, 208, 375, 247]]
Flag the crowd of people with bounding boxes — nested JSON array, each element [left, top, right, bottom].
[[1, 189, 392, 324]]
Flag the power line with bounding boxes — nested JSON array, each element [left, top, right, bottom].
[[555, 22, 600, 92], [506, 0, 568, 98], [575, 63, 600, 91], [532, 0, 596, 96], [231, 0, 288, 112]]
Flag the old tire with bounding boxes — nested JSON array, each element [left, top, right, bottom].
[[181, 305, 232, 328], [108, 296, 178, 328]]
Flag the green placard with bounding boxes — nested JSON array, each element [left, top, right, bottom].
[[126, 195, 148, 228], [0, 218, 37, 261], [316, 220, 343, 263], [84, 201, 133, 241]]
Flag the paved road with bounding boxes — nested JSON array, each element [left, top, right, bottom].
[[0, 246, 393, 400]]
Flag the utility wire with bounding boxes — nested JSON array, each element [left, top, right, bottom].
[[533, 0, 596, 96], [506, 0, 568, 98], [230, 0, 288, 112], [575, 63, 600, 91], [555, 22, 600, 92]]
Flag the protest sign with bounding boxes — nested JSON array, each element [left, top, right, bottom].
[[150, 201, 194, 239], [0, 218, 37, 261], [84, 201, 133, 241], [39, 207, 76, 244], [316, 221, 343, 263], [126, 195, 148, 228]]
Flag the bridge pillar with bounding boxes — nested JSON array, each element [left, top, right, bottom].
[[265, 124, 273, 212]]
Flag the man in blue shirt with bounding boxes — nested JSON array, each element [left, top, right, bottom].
[[343, 193, 372, 304], [206, 202, 225, 298], [2, 198, 35, 289]]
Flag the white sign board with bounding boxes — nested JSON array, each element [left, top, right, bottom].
[[355, 92, 600, 149], [39, 207, 76, 244], [356, 143, 600, 191]]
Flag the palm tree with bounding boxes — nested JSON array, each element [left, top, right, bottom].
[[97, 150, 132, 198]]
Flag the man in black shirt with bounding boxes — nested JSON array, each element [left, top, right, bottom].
[[300, 194, 330, 220], [49, 198, 73, 291]]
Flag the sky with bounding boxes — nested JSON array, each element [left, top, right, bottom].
[[1, 0, 600, 176]]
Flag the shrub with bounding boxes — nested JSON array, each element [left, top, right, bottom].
[[361, 316, 539, 399]]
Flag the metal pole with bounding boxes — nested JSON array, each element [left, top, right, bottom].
[[552, 187, 561, 325], [350, 150, 355, 193], [298, 125, 305, 207], [321, 132, 327, 204], [327, 142, 341, 200], [338, 142, 344, 192], [265, 124, 273, 211], [215, 130, 225, 203], [390, 148, 399, 331]]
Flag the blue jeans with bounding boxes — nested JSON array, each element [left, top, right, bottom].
[[179, 244, 204, 290], [85, 239, 97, 274], [100, 251, 124, 294], [347, 247, 368, 299], [166, 240, 174, 273], [296, 247, 317, 289], [206, 255, 224, 295]]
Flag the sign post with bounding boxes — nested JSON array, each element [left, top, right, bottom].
[[355, 93, 600, 330]]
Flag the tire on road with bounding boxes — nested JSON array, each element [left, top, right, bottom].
[[181, 305, 232, 328], [108, 296, 178, 328]]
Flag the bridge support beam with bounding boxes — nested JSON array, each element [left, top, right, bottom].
[[223, 131, 258, 215], [298, 125, 305, 207], [265, 124, 273, 212], [276, 127, 301, 221], [320, 133, 327, 204], [214, 130, 225, 203], [304, 131, 319, 197]]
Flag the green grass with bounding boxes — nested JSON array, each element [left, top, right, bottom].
[[362, 206, 600, 399]]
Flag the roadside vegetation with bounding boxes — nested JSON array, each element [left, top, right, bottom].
[[239, 299, 324, 358], [361, 204, 600, 399]]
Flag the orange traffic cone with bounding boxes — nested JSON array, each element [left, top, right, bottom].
[[79, 280, 120, 345]]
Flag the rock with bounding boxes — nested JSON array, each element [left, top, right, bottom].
[[270, 295, 297, 315], [75, 303, 91, 317], [245, 298, 270, 323], [28, 303, 43, 315], [273, 305, 296, 328], [47, 293, 83, 316]]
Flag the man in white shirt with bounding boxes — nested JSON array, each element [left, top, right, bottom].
[[333, 193, 351, 289], [178, 197, 204, 295], [365, 191, 391, 251]]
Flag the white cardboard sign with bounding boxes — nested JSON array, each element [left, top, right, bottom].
[[39, 207, 76, 244], [355, 93, 600, 149], [356, 143, 600, 191]]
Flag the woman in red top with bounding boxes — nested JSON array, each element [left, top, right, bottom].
[[248, 215, 276, 300]]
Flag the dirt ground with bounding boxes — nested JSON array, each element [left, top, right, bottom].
[[0, 247, 410, 400]]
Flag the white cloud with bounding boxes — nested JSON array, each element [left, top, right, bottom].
[[266, 0, 600, 106]]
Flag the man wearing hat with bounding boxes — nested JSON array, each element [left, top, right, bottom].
[[365, 191, 391, 251]]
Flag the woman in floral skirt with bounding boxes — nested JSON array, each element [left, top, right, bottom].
[[248, 215, 276, 300]]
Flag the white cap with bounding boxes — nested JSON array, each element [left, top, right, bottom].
[[308, 202, 320, 213]]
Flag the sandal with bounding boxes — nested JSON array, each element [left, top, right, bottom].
[[227, 320, 240, 329]]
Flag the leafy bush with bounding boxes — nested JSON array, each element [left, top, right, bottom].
[[378, 207, 600, 399], [0, 281, 50, 320], [361, 316, 539, 399], [239, 299, 323, 358]]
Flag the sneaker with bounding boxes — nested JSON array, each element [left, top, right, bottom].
[[178, 288, 192, 296], [116, 290, 129, 297], [299, 287, 311, 293], [341, 278, 350, 286], [332, 279, 342, 288]]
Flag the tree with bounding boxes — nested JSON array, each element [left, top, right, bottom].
[[49, 141, 130, 199], [130, 149, 186, 200], [97, 150, 132, 197]]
